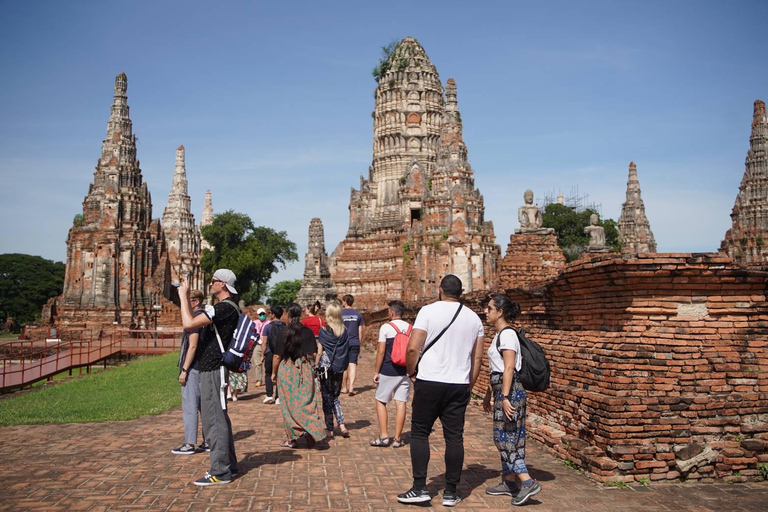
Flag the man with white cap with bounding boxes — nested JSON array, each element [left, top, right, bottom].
[[252, 307, 270, 386], [179, 269, 241, 486]]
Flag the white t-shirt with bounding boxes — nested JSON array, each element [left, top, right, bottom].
[[413, 301, 484, 384], [378, 319, 410, 341], [487, 328, 523, 374]]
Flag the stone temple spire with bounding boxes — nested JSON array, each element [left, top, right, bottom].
[[720, 99, 768, 264], [330, 37, 499, 308], [296, 218, 337, 305], [162, 145, 202, 290], [200, 190, 214, 251], [58, 72, 169, 328], [618, 161, 657, 254]]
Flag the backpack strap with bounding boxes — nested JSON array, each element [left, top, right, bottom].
[[417, 303, 462, 365], [495, 326, 515, 354], [387, 321, 408, 335], [213, 298, 241, 354]]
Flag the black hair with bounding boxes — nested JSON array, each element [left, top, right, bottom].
[[306, 300, 322, 315], [284, 302, 304, 360], [269, 305, 283, 319], [388, 300, 406, 318], [440, 274, 462, 299], [343, 294, 354, 306], [490, 294, 521, 324]]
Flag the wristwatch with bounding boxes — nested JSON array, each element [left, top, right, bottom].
[[181, 368, 188, 373]]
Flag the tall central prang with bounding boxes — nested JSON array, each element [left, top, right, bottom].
[[330, 37, 499, 309]]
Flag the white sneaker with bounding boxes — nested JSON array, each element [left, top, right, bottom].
[[275, 398, 280, 405], [263, 396, 274, 404]]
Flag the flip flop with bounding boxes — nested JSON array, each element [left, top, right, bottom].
[[392, 438, 405, 448], [348, 390, 357, 396], [339, 429, 351, 438], [280, 439, 297, 449], [370, 436, 391, 447]]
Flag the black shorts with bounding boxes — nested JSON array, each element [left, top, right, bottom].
[[348, 345, 360, 364]]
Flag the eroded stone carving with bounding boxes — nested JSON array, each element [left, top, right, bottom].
[[515, 190, 553, 235]]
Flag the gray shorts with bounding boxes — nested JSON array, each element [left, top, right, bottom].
[[375, 374, 411, 403]]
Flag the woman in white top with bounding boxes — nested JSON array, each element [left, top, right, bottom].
[[482, 294, 541, 506]]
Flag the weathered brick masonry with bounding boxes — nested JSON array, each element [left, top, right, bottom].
[[361, 252, 768, 483], [502, 252, 768, 483]]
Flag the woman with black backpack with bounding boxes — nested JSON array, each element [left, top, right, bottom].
[[482, 294, 542, 506], [316, 300, 351, 439]]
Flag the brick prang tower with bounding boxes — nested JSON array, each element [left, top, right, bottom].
[[330, 37, 499, 309], [720, 99, 768, 264], [162, 145, 203, 291], [58, 73, 170, 328], [296, 218, 337, 305], [618, 161, 657, 254], [200, 190, 214, 252]]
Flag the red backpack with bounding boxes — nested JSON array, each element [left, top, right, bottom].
[[388, 322, 413, 367]]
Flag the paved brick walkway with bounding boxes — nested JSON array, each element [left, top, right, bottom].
[[1, 352, 767, 511]]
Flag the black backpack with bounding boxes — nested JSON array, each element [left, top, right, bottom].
[[496, 326, 551, 392]]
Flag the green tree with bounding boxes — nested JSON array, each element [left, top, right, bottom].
[[0, 253, 65, 328], [266, 279, 302, 306], [201, 211, 298, 305], [542, 204, 621, 262]]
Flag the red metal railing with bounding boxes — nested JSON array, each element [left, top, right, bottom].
[[0, 329, 183, 391]]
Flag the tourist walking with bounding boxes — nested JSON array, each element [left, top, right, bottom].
[[227, 366, 247, 401], [317, 300, 350, 439], [179, 269, 240, 486], [301, 301, 324, 337], [483, 294, 542, 506], [262, 306, 284, 404], [341, 294, 364, 395], [252, 307, 270, 386], [371, 300, 411, 448], [397, 275, 485, 507], [275, 302, 325, 448], [172, 289, 210, 455]]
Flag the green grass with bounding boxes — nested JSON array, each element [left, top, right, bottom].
[[0, 352, 181, 425], [0, 333, 19, 339]]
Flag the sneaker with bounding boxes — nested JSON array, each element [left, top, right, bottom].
[[193, 472, 231, 486], [397, 487, 431, 504], [263, 396, 275, 404], [442, 490, 461, 507], [171, 444, 196, 455], [197, 442, 211, 453], [275, 398, 280, 405], [512, 480, 541, 506], [486, 481, 519, 496]]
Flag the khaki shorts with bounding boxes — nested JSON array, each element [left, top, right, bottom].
[[375, 374, 411, 403]]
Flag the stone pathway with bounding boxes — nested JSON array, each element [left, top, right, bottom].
[[1, 352, 766, 511]]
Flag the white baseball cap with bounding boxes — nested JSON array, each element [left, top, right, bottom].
[[212, 269, 238, 294]]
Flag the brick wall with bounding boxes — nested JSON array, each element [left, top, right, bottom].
[[493, 252, 768, 483]]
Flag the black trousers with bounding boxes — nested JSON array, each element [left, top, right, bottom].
[[410, 379, 470, 492], [264, 352, 277, 399]]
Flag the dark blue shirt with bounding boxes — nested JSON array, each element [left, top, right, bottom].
[[342, 308, 364, 347]]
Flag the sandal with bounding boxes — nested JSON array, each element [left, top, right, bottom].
[[370, 436, 391, 447], [326, 429, 335, 439], [339, 428, 350, 438], [280, 439, 297, 449], [348, 390, 357, 396], [391, 438, 404, 448]]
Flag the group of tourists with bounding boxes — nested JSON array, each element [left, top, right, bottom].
[[173, 269, 542, 506]]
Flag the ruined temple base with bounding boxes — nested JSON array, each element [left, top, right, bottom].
[[499, 232, 566, 290]]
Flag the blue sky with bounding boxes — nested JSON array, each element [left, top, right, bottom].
[[1, 1, 766, 286]]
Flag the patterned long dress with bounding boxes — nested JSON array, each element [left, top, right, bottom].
[[491, 371, 528, 474], [277, 356, 325, 441]]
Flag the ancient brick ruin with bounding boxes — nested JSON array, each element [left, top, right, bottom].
[[618, 162, 657, 254], [200, 189, 214, 252], [296, 218, 337, 305], [162, 145, 203, 291], [720, 99, 768, 264], [330, 37, 499, 310], [47, 73, 171, 330]]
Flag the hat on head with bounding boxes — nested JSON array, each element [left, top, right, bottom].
[[213, 269, 238, 294], [257, 308, 266, 315]]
